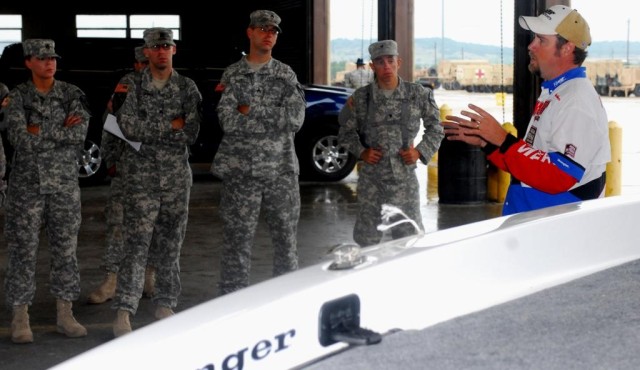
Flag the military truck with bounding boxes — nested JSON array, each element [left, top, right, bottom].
[[415, 60, 513, 93], [418, 58, 640, 97], [584, 59, 640, 97]]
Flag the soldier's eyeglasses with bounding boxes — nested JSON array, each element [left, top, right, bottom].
[[255, 27, 279, 36], [150, 43, 173, 51]]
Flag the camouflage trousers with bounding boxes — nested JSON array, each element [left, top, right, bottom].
[[101, 175, 159, 273], [353, 170, 424, 247], [101, 175, 124, 273], [217, 173, 300, 295], [112, 187, 190, 314], [4, 186, 82, 307]]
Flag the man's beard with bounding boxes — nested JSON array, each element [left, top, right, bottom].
[[528, 60, 541, 77]]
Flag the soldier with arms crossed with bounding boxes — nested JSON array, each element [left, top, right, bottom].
[[111, 28, 202, 337], [212, 10, 306, 295], [4, 39, 90, 343]]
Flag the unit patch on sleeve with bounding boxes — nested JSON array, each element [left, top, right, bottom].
[[564, 144, 577, 158]]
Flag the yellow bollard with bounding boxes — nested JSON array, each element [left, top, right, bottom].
[[606, 121, 622, 196], [494, 122, 517, 203], [439, 104, 452, 122], [495, 92, 506, 107], [427, 152, 438, 201], [486, 164, 499, 202], [427, 104, 453, 201]]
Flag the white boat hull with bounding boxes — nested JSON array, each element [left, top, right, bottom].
[[53, 195, 640, 369]]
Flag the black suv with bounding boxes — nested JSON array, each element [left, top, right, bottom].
[[191, 83, 357, 182], [295, 84, 357, 181]]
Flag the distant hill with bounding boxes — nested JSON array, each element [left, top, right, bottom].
[[331, 37, 640, 68]]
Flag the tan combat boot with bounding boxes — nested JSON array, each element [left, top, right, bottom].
[[154, 306, 175, 320], [11, 304, 33, 344], [56, 299, 88, 338], [143, 266, 156, 298], [113, 309, 132, 338], [87, 272, 117, 304]]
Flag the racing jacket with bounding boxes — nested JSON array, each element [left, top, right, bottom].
[[483, 67, 610, 215]]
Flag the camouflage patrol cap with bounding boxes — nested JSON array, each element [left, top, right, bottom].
[[249, 10, 282, 33], [22, 39, 60, 59], [143, 27, 176, 47], [368, 40, 398, 60], [134, 46, 148, 63]]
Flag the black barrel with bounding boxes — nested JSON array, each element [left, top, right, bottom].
[[437, 139, 487, 204]]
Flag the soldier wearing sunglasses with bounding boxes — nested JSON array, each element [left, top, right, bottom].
[[212, 10, 306, 296]]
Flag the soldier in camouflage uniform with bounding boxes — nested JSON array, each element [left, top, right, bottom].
[[212, 10, 306, 295], [0, 81, 9, 129], [87, 46, 157, 305], [0, 82, 8, 101], [3, 39, 90, 343], [0, 82, 8, 202], [111, 28, 202, 338], [344, 58, 374, 89], [339, 40, 444, 246]]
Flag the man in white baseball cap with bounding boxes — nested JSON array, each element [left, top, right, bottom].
[[519, 4, 591, 50], [442, 5, 610, 216]]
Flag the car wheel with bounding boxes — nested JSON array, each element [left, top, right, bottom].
[[300, 132, 356, 182]]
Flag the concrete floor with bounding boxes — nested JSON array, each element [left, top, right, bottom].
[[0, 167, 503, 370]]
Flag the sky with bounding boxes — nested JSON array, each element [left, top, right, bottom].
[[330, 0, 638, 46]]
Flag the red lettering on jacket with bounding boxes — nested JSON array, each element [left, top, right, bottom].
[[532, 100, 550, 121], [516, 142, 550, 163]]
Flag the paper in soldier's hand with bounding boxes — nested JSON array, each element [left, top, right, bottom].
[[104, 114, 142, 151]]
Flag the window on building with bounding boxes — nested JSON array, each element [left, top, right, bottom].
[[130, 15, 180, 40], [76, 15, 127, 38], [76, 14, 180, 40], [0, 14, 22, 56]]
